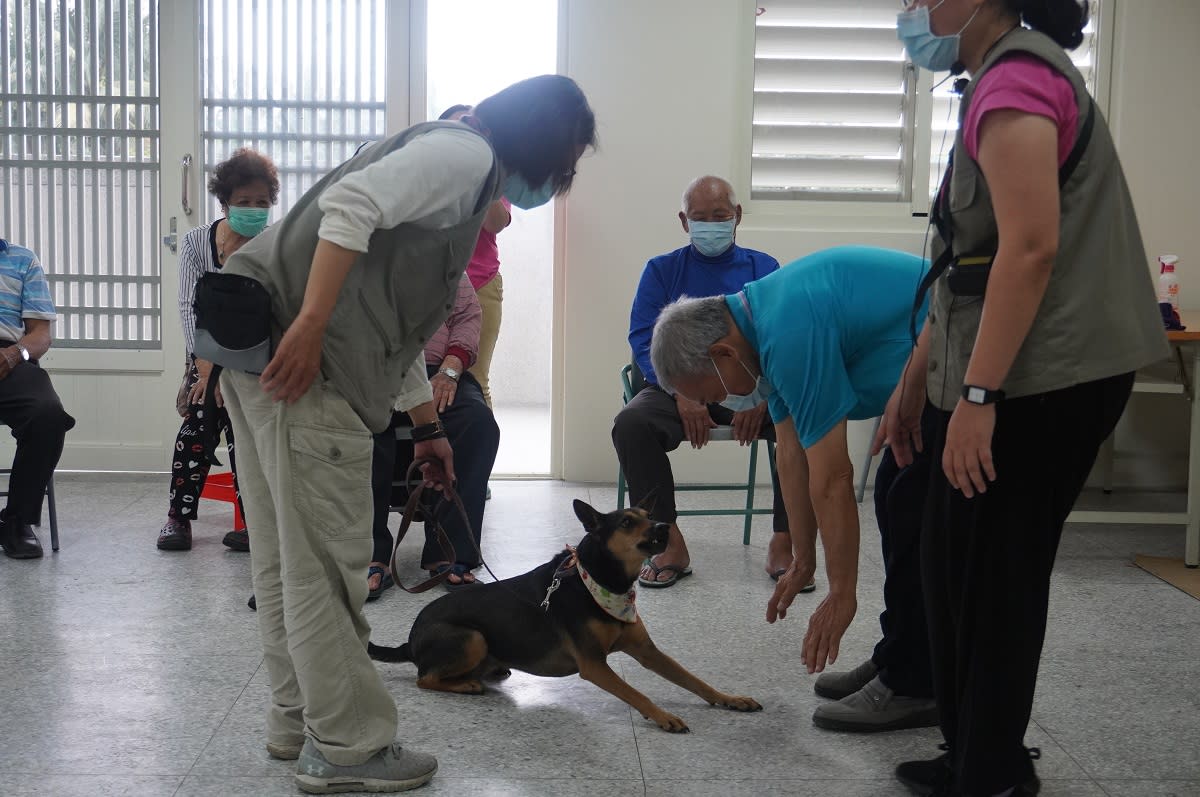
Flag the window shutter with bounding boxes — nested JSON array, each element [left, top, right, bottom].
[[752, 0, 913, 201]]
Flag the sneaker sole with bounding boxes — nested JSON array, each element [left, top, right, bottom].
[[812, 706, 940, 733], [294, 766, 436, 794], [267, 742, 303, 760]]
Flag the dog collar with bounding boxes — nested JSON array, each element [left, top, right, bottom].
[[541, 547, 639, 624]]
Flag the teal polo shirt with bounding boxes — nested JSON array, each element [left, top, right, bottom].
[[725, 245, 929, 448]]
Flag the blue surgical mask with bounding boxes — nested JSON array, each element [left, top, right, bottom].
[[712, 356, 772, 412], [226, 206, 270, 237], [504, 174, 556, 210], [897, 1, 980, 73], [688, 219, 736, 257]]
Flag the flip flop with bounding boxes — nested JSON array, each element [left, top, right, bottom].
[[367, 565, 394, 601], [433, 563, 478, 592], [769, 568, 788, 582], [638, 559, 693, 589]]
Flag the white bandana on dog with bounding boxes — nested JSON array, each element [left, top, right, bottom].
[[567, 550, 639, 624]]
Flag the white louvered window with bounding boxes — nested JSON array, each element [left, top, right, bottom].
[[201, 0, 388, 221], [752, 0, 914, 202], [1, 0, 161, 348], [752, 0, 1104, 204]]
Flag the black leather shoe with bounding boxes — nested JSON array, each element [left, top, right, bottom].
[[0, 518, 44, 559], [896, 749, 952, 795]]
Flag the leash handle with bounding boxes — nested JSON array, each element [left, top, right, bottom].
[[388, 457, 502, 593]]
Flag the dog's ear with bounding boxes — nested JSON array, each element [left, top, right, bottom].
[[635, 487, 659, 515], [573, 499, 605, 533]]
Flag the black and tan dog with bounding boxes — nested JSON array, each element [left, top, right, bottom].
[[368, 498, 762, 732]]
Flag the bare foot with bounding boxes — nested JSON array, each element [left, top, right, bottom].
[[765, 531, 793, 579], [639, 523, 691, 584]]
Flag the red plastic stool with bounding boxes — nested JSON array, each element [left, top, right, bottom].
[[200, 471, 245, 530]]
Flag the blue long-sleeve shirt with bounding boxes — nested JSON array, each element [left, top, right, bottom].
[[629, 244, 780, 386]]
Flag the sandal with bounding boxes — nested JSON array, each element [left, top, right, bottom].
[[431, 563, 478, 591], [367, 565, 394, 601], [638, 559, 693, 589]]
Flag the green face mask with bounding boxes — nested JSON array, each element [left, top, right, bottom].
[[227, 206, 270, 237]]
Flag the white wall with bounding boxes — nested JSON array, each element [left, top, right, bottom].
[[557, 0, 1200, 486]]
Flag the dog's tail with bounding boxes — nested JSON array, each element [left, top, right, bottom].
[[367, 641, 412, 663]]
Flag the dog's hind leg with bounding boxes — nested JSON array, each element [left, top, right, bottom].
[[414, 629, 489, 695]]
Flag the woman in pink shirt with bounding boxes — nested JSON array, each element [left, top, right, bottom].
[[440, 104, 513, 409]]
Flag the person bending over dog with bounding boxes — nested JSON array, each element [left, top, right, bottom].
[[367, 274, 499, 597], [369, 497, 761, 733], [650, 245, 940, 733], [612, 175, 805, 590]]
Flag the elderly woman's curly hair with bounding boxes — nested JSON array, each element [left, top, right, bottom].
[[207, 148, 280, 207]]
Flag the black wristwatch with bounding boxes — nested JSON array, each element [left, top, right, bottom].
[[962, 384, 1006, 405]]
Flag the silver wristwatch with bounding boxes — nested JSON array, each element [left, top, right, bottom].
[[16, 345, 29, 361], [439, 367, 460, 382]]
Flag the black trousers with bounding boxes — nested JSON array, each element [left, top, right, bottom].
[[922, 372, 1134, 795], [611, 384, 788, 530], [870, 403, 937, 698], [0, 357, 75, 525], [370, 369, 500, 568], [167, 360, 245, 524]]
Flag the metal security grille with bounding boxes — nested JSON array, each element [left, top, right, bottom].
[[201, 0, 388, 221], [0, 0, 161, 348]]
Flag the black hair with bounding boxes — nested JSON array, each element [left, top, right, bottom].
[[208, 148, 280, 206], [999, 0, 1089, 50], [473, 75, 597, 196], [438, 104, 472, 121]]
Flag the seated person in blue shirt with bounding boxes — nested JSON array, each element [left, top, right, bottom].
[[651, 245, 938, 733], [0, 239, 76, 560], [612, 175, 799, 589]]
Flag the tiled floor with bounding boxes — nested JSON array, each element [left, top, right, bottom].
[[1, 475, 1198, 796]]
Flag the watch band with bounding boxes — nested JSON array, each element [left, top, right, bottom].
[[962, 384, 1006, 405], [411, 419, 447, 442]]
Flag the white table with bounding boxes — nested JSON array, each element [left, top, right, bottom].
[[1065, 312, 1200, 568]]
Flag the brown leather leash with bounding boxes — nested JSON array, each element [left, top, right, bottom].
[[387, 458, 502, 593]]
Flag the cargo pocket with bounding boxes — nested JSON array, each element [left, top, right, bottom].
[[288, 423, 373, 540]]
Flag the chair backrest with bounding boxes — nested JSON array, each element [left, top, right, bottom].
[[621, 358, 649, 405]]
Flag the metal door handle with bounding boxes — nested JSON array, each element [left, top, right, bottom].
[[181, 154, 193, 216], [162, 216, 179, 253]]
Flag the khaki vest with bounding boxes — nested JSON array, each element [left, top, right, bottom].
[[225, 121, 501, 431], [926, 27, 1167, 410]]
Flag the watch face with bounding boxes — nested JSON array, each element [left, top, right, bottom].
[[967, 386, 986, 404]]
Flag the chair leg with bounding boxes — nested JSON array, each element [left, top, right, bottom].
[[47, 475, 59, 552], [856, 417, 882, 504], [616, 468, 626, 510], [744, 440, 759, 545]]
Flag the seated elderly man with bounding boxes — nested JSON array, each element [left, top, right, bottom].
[[651, 245, 940, 733], [0, 239, 75, 559], [368, 274, 499, 595], [613, 175, 797, 589]]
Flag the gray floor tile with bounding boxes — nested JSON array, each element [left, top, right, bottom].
[[0, 775, 184, 796], [2, 476, 1195, 797], [1097, 782, 1200, 796]]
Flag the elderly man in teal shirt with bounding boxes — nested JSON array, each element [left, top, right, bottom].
[[651, 245, 936, 732]]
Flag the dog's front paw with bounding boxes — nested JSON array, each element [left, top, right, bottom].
[[650, 712, 690, 733], [715, 694, 762, 712]]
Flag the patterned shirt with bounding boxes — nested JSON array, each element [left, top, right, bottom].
[[0, 239, 58, 343]]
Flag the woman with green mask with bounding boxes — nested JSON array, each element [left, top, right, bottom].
[[156, 147, 279, 552]]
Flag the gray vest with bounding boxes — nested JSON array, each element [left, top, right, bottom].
[[926, 28, 1167, 410], [224, 121, 501, 431]]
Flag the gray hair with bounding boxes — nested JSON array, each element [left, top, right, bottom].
[[681, 175, 737, 213], [651, 295, 730, 394]]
